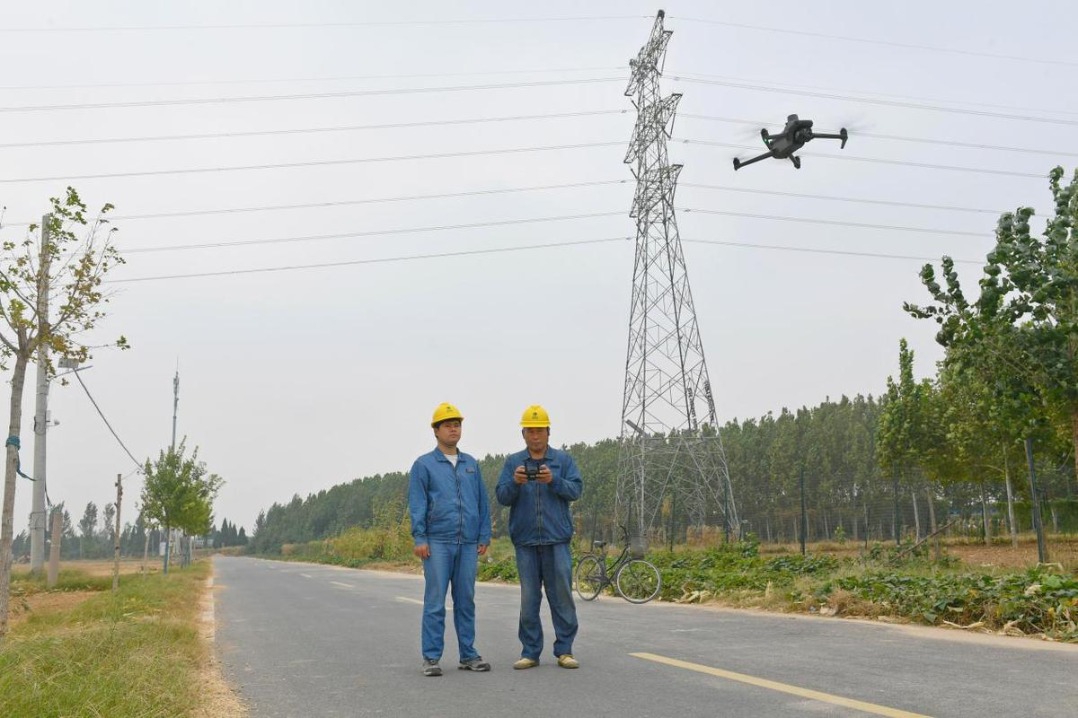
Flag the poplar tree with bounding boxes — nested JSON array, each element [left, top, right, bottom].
[[0, 188, 126, 639]]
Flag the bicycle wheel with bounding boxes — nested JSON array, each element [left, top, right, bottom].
[[574, 555, 605, 601], [615, 559, 661, 604]]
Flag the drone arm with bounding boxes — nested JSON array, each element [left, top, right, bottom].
[[810, 128, 849, 149], [732, 152, 772, 171]]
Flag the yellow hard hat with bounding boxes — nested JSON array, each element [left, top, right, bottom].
[[520, 404, 551, 428], [431, 402, 464, 427]]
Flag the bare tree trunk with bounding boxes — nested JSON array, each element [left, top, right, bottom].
[[1003, 443, 1018, 548], [980, 481, 991, 546], [0, 353, 31, 640]]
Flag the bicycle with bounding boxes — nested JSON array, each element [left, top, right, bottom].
[[573, 528, 661, 604]]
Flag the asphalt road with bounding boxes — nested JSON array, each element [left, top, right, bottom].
[[211, 556, 1077, 717]]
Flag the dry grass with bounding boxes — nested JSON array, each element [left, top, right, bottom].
[[2, 558, 248, 717]]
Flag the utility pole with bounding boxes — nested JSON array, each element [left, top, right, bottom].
[[112, 474, 122, 592], [171, 367, 179, 450], [616, 11, 737, 542], [800, 467, 807, 556], [164, 368, 179, 574], [29, 214, 51, 574], [47, 508, 61, 588]]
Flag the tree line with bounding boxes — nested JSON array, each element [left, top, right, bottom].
[[246, 387, 1076, 556], [8, 502, 247, 562], [248, 167, 1078, 554]]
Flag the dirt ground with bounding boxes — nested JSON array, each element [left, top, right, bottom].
[[9, 558, 160, 628], [758, 536, 1078, 571], [943, 539, 1078, 570]]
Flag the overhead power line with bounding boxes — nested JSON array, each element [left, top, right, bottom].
[[673, 71, 1078, 120], [670, 16, 1078, 69], [73, 371, 143, 469], [678, 208, 987, 238], [0, 179, 630, 228], [0, 109, 628, 149], [0, 66, 626, 91], [0, 140, 624, 184], [109, 237, 633, 283], [674, 138, 1049, 179], [670, 76, 1078, 128], [679, 183, 1013, 216], [108, 232, 983, 284], [0, 16, 651, 32], [0, 179, 1010, 233], [0, 134, 1043, 186], [679, 114, 1078, 158], [123, 211, 625, 254], [682, 238, 982, 266], [0, 77, 625, 113], [112, 205, 990, 256]]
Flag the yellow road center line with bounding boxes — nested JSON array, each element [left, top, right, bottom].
[[631, 653, 932, 718]]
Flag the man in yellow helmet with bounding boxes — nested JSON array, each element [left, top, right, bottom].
[[408, 403, 492, 677], [495, 405, 583, 670]]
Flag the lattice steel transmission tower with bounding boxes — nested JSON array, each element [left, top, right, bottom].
[[616, 11, 738, 542]]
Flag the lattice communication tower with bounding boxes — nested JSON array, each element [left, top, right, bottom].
[[615, 11, 738, 542]]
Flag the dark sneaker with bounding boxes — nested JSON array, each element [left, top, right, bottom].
[[422, 659, 442, 677], [458, 656, 491, 672]]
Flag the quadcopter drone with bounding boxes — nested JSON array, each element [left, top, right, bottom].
[[732, 114, 848, 171]]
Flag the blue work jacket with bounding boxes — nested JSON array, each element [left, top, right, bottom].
[[495, 447, 583, 546], [408, 449, 492, 546]]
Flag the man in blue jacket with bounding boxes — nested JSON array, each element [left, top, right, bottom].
[[409, 402, 492, 677], [496, 404, 583, 670]]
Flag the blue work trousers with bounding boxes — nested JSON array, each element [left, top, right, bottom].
[[514, 542, 578, 660], [421, 541, 480, 662]]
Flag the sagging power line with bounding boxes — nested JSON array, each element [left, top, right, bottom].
[[0, 110, 629, 149], [122, 211, 625, 254], [0, 77, 626, 114], [107, 233, 985, 284], [0, 140, 624, 184]]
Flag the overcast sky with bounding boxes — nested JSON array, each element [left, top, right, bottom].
[[2, 1, 1076, 534]]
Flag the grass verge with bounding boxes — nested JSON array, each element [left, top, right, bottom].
[[1, 560, 228, 717]]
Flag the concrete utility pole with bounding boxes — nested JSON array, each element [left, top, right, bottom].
[[171, 367, 179, 450], [29, 214, 51, 574], [112, 474, 122, 592], [47, 508, 61, 588], [164, 368, 180, 573]]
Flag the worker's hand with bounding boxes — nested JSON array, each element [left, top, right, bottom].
[[413, 543, 430, 559], [536, 464, 553, 484], [478, 544, 488, 556], [513, 466, 529, 484]]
